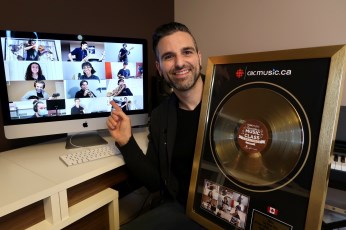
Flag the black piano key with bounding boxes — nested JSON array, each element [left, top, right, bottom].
[[334, 154, 339, 162]]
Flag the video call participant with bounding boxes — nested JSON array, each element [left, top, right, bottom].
[[108, 79, 133, 97], [118, 43, 131, 62], [71, 98, 84, 114], [31, 100, 48, 118], [230, 207, 241, 226], [79, 62, 100, 81], [68, 41, 89, 62], [117, 62, 131, 79], [25, 62, 46, 80], [24, 39, 38, 61], [137, 65, 143, 78], [22, 80, 52, 100], [120, 97, 130, 112], [38, 45, 54, 61], [107, 22, 205, 229], [75, 80, 96, 98]]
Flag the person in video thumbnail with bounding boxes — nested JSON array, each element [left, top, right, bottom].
[[230, 206, 241, 226], [117, 62, 131, 79], [22, 80, 52, 100], [120, 97, 130, 112], [25, 62, 46, 80], [78, 62, 100, 81], [68, 41, 89, 62], [118, 43, 131, 63], [71, 98, 84, 114], [24, 39, 38, 61], [75, 80, 96, 98], [109, 79, 133, 97], [31, 100, 48, 118]]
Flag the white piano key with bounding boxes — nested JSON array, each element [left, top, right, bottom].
[[335, 155, 342, 171]]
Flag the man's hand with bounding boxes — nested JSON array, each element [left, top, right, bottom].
[[107, 100, 132, 146]]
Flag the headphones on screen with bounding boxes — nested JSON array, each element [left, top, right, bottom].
[[33, 100, 46, 112], [34, 80, 45, 89], [33, 100, 42, 112]]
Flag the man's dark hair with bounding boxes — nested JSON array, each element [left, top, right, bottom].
[[152, 22, 198, 60], [81, 41, 88, 46], [80, 79, 88, 87]]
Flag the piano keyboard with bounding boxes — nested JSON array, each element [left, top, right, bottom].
[[331, 152, 346, 172], [329, 149, 346, 191]]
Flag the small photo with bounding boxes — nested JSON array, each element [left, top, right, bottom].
[[201, 179, 249, 229]]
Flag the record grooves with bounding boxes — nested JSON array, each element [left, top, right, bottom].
[[209, 82, 311, 192]]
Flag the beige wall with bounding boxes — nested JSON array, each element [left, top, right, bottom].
[[175, 0, 346, 105]]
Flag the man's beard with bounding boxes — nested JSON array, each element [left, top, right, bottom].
[[166, 65, 201, 92]]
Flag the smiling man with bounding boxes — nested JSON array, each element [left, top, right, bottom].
[[107, 22, 205, 229]]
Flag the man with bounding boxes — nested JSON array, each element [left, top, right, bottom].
[[75, 80, 96, 98], [107, 22, 204, 229], [68, 41, 89, 62], [110, 79, 133, 97], [117, 62, 131, 79], [71, 98, 84, 114], [22, 80, 51, 100], [120, 97, 130, 112], [118, 43, 131, 62], [31, 100, 48, 118], [24, 39, 38, 61]]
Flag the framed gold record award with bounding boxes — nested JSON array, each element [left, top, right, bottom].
[[187, 45, 346, 229]]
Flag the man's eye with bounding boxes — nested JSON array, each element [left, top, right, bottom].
[[162, 54, 173, 60], [183, 50, 193, 55]]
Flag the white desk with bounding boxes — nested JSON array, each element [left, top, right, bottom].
[[0, 127, 148, 229]]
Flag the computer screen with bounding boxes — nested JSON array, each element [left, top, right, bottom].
[[0, 30, 148, 143]]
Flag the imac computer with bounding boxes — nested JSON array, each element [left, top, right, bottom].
[[0, 30, 148, 148]]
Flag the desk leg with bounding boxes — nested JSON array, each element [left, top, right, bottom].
[[59, 190, 69, 220], [43, 193, 61, 225], [108, 190, 119, 230]]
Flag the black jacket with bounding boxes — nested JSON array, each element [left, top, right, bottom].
[[119, 93, 179, 200]]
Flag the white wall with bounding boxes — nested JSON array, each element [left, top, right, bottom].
[[175, 0, 346, 105]]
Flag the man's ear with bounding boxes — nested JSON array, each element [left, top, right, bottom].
[[155, 61, 162, 77], [198, 51, 202, 70]]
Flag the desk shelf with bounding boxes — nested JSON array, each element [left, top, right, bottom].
[[28, 188, 119, 230], [0, 127, 148, 230]]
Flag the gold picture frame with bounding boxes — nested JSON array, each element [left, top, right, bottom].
[[187, 45, 346, 229]]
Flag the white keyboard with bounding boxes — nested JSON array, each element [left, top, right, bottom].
[[59, 143, 121, 166]]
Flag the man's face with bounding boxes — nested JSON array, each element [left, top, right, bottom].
[[35, 83, 44, 93], [37, 103, 46, 114], [82, 43, 88, 50], [81, 82, 88, 90], [155, 31, 202, 92]]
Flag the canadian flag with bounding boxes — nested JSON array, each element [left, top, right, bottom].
[[267, 206, 279, 215]]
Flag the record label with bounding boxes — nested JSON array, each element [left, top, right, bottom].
[[237, 120, 269, 154]]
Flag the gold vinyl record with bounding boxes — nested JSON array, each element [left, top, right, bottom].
[[210, 83, 309, 191]]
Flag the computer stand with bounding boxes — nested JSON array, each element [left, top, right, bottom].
[[65, 130, 108, 149]]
